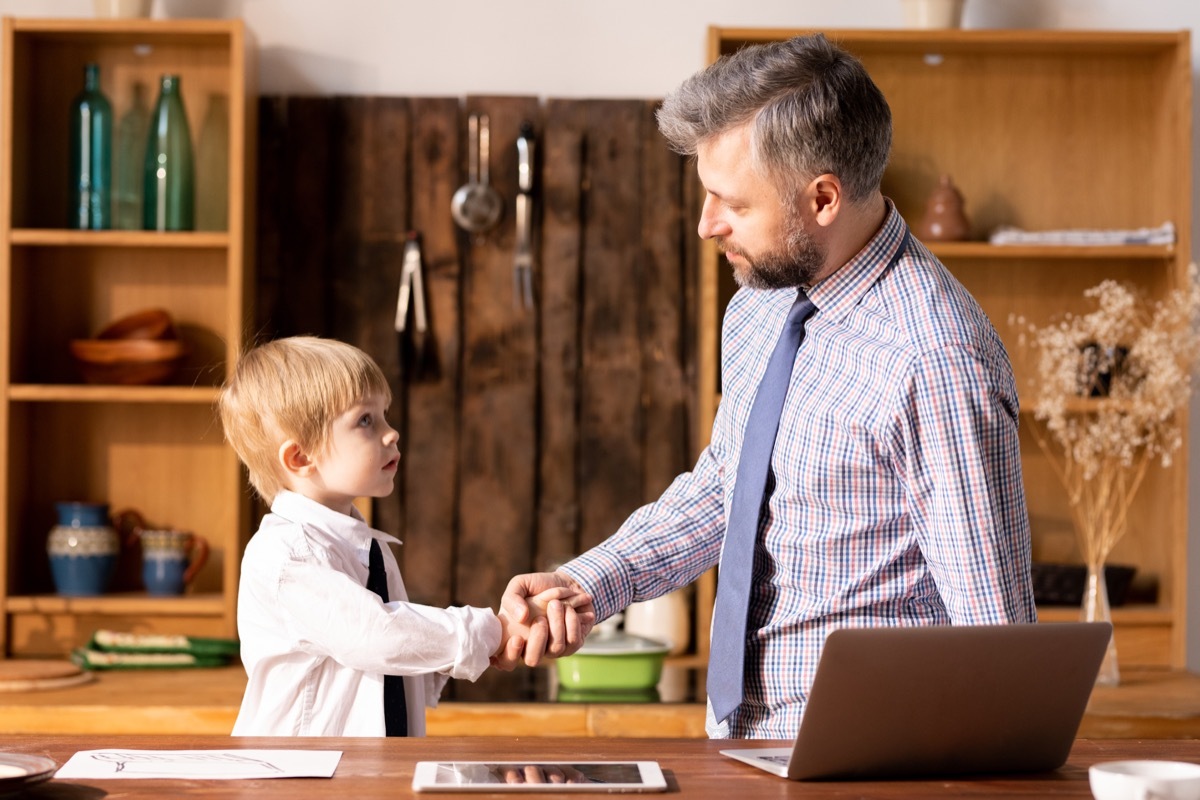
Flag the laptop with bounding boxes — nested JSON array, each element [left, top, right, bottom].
[[721, 621, 1112, 781]]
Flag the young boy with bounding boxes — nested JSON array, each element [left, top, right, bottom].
[[218, 336, 578, 736]]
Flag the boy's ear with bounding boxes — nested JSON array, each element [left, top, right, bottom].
[[278, 440, 315, 477]]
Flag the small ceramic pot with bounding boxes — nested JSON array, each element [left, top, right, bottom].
[[47, 502, 123, 596], [623, 587, 692, 656], [916, 174, 971, 242], [134, 529, 209, 595]]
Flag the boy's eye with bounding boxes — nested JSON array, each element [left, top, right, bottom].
[[357, 413, 373, 428]]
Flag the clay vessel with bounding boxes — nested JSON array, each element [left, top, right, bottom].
[[916, 174, 970, 241]]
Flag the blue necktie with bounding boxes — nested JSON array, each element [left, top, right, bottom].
[[367, 539, 409, 737], [707, 289, 817, 724]]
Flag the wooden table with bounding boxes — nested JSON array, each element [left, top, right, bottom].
[[1, 665, 1198, 739], [6, 735, 1200, 798]]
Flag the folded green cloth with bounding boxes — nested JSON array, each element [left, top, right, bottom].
[[71, 647, 231, 670], [89, 629, 240, 657]]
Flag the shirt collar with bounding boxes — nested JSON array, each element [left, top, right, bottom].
[[270, 490, 402, 548], [807, 198, 909, 325]]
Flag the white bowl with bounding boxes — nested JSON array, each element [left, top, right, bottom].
[[1089, 760, 1200, 800]]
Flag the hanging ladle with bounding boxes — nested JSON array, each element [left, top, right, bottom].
[[451, 113, 503, 234]]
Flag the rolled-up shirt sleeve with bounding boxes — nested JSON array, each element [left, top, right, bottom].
[[273, 543, 500, 682]]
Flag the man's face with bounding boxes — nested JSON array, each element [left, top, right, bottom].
[[696, 124, 826, 289]]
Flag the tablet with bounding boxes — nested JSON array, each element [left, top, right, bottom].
[[412, 761, 667, 792]]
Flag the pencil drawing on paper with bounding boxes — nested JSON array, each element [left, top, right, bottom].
[[87, 750, 285, 777]]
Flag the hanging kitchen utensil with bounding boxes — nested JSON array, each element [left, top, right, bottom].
[[450, 113, 503, 234], [513, 121, 536, 311], [395, 231, 437, 381]]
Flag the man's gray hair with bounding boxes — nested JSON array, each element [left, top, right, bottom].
[[656, 33, 891, 204]]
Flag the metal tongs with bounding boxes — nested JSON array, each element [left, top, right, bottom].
[[513, 121, 536, 311], [395, 232, 433, 380]]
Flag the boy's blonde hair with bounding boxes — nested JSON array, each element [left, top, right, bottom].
[[217, 336, 392, 503]]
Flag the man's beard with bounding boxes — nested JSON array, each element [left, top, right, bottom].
[[720, 217, 826, 290]]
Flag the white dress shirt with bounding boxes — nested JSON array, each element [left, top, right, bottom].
[[233, 491, 501, 736]]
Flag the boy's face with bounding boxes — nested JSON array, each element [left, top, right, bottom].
[[306, 393, 400, 513]]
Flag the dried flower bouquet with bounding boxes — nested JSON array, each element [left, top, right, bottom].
[[1014, 267, 1200, 571]]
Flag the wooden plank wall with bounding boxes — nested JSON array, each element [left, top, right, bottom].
[[255, 96, 698, 700]]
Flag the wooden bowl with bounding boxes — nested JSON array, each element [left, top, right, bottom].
[[96, 308, 176, 341], [70, 339, 187, 385]]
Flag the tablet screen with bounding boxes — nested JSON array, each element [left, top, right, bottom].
[[412, 760, 666, 792]]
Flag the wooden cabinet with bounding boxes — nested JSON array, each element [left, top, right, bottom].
[[699, 28, 1192, 668], [0, 18, 255, 655]]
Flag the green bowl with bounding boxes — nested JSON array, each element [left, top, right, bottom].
[[557, 687, 660, 703], [556, 633, 670, 691]]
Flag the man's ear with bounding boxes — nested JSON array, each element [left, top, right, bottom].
[[809, 173, 843, 228], [278, 440, 315, 477]]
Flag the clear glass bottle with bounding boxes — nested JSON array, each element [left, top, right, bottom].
[[113, 81, 149, 230], [143, 74, 194, 231], [195, 92, 229, 231], [68, 63, 113, 230]]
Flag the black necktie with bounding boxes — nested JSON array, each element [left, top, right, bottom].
[[707, 289, 818, 724], [367, 538, 408, 737]]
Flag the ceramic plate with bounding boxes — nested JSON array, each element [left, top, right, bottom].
[[0, 752, 57, 794]]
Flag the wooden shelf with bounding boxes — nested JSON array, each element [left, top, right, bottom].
[[6, 16, 253, 37], [699, 27, 1192, 671], [5, 592, 225, 615], [1037, 604, 1172, 625], [0, 17, 254, 657], [8, 385, 220, 403], [928, 242, 1176, 260], [711, 27, 1191, 57], [9, 229, 229, 248]]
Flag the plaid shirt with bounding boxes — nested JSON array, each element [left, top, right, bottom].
[[564, 203, 1036, 739]]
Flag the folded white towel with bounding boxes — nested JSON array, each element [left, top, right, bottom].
[[988, 221, 1175, 246]]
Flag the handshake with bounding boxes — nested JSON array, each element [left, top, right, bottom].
[[490, 571, 596, 671]]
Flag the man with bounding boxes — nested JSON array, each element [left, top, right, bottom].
[[500, 33, 1035, 739]]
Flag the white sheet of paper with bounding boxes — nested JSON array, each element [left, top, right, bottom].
[[55, 749, 342, 780]]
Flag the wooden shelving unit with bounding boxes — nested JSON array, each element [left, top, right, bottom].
[[698, 27, 1192, 668], [0, 18, 255, 656]]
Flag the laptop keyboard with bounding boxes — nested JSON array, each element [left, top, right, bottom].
[[763, 755, 791, 766]]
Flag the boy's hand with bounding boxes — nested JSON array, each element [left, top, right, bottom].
[[490, 605, 537, 671]]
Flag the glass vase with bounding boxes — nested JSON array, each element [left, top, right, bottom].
[[68, 62, 112, 229], [1081, 562, 1120, 687], [113, 80, 149, 230], [143, 74, 194, 231]]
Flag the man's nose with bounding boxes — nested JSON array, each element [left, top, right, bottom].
[[697, 195, 729, 240]]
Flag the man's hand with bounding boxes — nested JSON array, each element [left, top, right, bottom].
[[498, 571, 596, 667]]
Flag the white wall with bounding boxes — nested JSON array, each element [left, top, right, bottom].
[[6, 0, 1200, 668], [2, 1, 1196, 98]]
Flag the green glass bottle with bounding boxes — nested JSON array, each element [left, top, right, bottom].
[[68, 63, 113, 230], [143, 74, 194, 231]]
